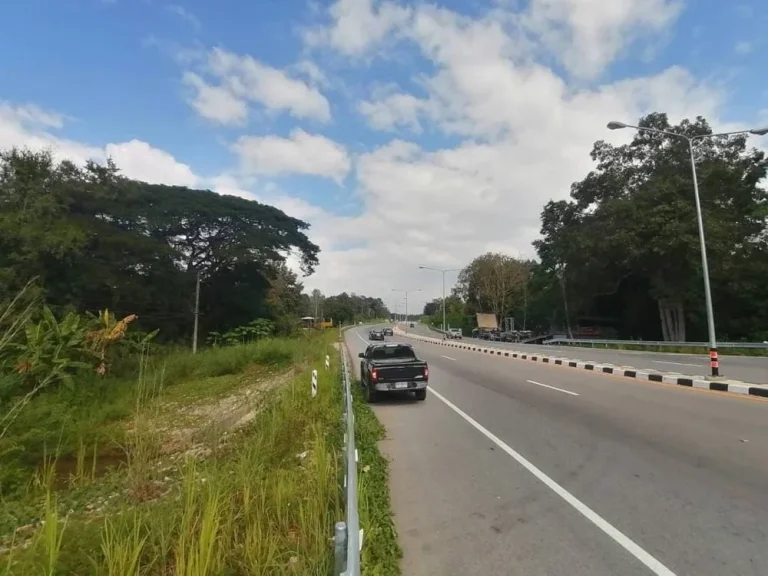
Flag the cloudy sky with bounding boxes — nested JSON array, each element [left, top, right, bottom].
[[1, 0, 767, 313]]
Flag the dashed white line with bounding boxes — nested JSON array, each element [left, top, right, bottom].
[[441, 355, 457, 361], [428, 387, 677, 576], [652, 360, 702, 368], [526, 379, 580, 396]]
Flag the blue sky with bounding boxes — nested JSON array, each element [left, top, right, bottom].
[[1, 0, 766, 299]]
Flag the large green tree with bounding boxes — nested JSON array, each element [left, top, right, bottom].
[[535, 113, 768, 341], [454, 252, 530, 325], [0, 148, 320, 341], [322, 292, 389, 324]]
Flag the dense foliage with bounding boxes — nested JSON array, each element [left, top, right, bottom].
[[0, 147, 392, 500], [0, 148, 319, 343], [423, 113, 768, 342], [305, 291, 389, 324]]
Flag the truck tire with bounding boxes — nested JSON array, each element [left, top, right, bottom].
[[365, 383, 379, 403], [414, 389, 427, 401]]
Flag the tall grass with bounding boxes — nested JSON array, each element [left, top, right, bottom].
[[0, 335, 312, 496], [37, 491, 67, 576], [100, 511, 147, 576], [161, 337, 301, 386], [1, 330, 344, 575], [352, 382, 402, 575]]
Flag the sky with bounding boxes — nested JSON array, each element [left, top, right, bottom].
[[1, 0, 767, 314]]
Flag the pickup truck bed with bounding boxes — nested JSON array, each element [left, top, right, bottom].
[[358, 343, 429, 402]]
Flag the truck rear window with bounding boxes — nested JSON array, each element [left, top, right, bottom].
[[370, 346, 416, 360]]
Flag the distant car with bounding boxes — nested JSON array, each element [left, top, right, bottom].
[[383, 327, 393, 336], [446, 328, 462, 339], [368, 329, 385, 341], [358, 343, 428, 402], [409, 322, 415, 328]]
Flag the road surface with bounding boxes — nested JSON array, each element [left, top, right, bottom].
[[347, 325, 768, 576], [403, 324, 768, 384]]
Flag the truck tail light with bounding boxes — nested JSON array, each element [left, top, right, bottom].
[[424, 366, 429, 379], [371, 368, 378, 382]]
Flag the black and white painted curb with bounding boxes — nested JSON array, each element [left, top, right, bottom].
[[394, 329, 768, 399]]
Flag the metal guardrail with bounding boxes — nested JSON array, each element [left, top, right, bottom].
[[334, 340, 361, 576], [544, 338, 768, 349], [428, 324, 768, 349], [427, 324, 448, 334]]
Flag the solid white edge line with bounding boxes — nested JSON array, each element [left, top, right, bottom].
[[428, 387, 678, 576], [441, 355, 457, 361], [526, 379, 580, 396], [652, 361, 703, 368]]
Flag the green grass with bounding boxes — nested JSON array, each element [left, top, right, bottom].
[[0, 336, 311, 497], [353, 381, 402, 575], [1, 330, 348, 575]]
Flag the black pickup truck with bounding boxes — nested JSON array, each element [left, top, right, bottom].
[[358, 343, 428, 402]]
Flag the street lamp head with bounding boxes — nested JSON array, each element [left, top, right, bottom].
[[607, 121, 628, 130], [749, 127, 768, 136]]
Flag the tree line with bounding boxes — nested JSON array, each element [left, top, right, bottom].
[[423, 113, 768, 342], [0, 148, 388, 345], [302, 289, 389, 325]]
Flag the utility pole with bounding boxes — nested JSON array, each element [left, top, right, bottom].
[[392, 288, 421, 332], [192, 271, 201, 354], [418, 267, 460, 331], [557, 266, 573, 339], [523, 279, 528, 331]]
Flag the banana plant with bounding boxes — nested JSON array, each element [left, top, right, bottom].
[[11, 306, 92, 390]]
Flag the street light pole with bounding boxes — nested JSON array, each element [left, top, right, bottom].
[[607, 121, 768, 377], [392, 288, 421, 332], [419, 266, 460, 332]]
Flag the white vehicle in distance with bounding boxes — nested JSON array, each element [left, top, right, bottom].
[[446, 328, 463, 339]]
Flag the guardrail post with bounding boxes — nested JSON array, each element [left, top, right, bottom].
[[334, 521, 348, 575]]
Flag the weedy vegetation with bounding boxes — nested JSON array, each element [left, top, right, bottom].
[[0, 288, 350, 575]]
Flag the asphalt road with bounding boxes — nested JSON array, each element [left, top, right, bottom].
[[402, 324, 768, 385], [347, 325, 768, 576]]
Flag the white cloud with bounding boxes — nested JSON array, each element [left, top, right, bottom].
[[292, 60, 329, 87], [519, 0, 683, 79], [304, 0, 412, 56], [291, 1, 736, 307], [0, 101, 200, 188], [7, 104, 66, 129], [232, 129, 351, 182], [183, 72, 249, 126], [3, 1, 755, 312], [105, 140, 199, 187], [358, 87, 427, 132], [209, 173, 259, 200], [167, 4, 201, 30], [734, 41, 754, 55], [184, 48, 332, 124]]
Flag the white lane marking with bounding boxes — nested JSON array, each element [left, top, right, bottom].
[[526, 379, 580, 396], [428, 387, 677, 576], [652, 361, 702, 368], [441, 355, 457, 361], [355, 331, 369, 345]]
